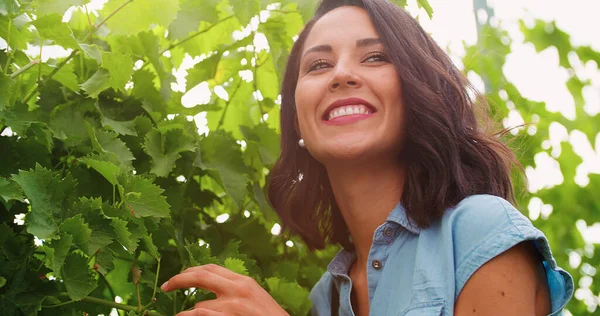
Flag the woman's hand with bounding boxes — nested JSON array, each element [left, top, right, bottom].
[[161, 264, 289, 316]]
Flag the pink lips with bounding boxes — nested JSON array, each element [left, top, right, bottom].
[[324, 113, 375, 125]]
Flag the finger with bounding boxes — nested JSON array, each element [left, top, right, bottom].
[[181, 264, 245, 281], [176, 308, 224, 316], [161, 269, 234, 295]]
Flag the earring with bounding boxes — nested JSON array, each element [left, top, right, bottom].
[[298, 139, 305, 148]]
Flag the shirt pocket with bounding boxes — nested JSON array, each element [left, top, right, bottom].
[[399, 299, 445, 316]]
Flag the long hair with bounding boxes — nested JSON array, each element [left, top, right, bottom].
[[267, 0, 522, 251]]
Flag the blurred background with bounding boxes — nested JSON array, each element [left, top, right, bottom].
[[0, 0, 599, 315]]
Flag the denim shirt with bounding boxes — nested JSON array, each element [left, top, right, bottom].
[[309, 194, 574, 316]]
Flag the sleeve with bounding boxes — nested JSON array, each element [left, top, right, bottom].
[[448, 194, 574, 315]]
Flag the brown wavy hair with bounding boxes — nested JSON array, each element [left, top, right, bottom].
[[267, 0, 522, 251]]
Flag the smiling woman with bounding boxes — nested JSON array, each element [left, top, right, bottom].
[[161, 0, 574, 315]]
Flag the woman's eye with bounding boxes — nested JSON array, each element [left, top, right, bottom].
[[307, 59, 330, 72], [364, 53, 388, 63]]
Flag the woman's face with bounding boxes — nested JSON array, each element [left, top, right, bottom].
[[295, 6, 405, 165]]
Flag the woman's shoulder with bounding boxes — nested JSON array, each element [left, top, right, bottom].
[[439, 194, 535, 238]]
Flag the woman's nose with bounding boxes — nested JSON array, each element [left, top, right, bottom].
[[329, 66, 362, 91]]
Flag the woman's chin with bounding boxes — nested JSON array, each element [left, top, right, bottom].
[[310, 142, 380, 165]]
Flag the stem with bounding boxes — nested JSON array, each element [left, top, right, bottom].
[[3, 19, 13, 74], [179, 288, 198, 312], [159, 15, 235, 55], [136, 282, 142, 312], [38, 42, 43, 82], [81, 296, 163, 316], [42, 299, 77, 308], [83, 0, 134, 42], [216, 79, 242, 130], [84, 4, 94, 34], [142, 258, 162, 311], [98, 272, 116, 301], [9, 59, 41, 79]]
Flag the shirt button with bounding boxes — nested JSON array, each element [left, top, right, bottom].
[[383, 227, 394, 237], [372, 260, 382, 270]]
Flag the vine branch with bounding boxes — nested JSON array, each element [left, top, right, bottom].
[[159, 15, 235, 55], [9, 59, 41, 79], [48, 293, 164, 315]]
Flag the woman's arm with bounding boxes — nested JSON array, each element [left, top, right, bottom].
[[454, 241, 551, 316]]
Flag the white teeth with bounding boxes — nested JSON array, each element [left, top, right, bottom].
[[327, 104, 373, 120]]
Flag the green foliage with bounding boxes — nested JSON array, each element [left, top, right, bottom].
[[1, 0, 596, 315], [0, 0, 353, 314]]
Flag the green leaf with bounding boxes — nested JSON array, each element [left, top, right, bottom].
[[0, 101, 37, 135], [0, 177, 25, 202], [101, 0, 179, 35], [265, 277, 311, 315], [12, 164, 76, 239], [49, 104, 88, 146], [199, 131, 250, 207], [224, 258, 248, 276], [416, 0, 434, 19], [32, 14, 79, 49], [230, 0, 259, 26], [81, 69, 111, 98], [186, 53, 221, 89], [36, 0, 86, 17], [79, 43, 103, 64], [110, 218, 138, 254], [40, 63, 80, 93], [0, 73, 14, 110], [143, 129, 195, 177], [0, 15, 32, 50], [185, 242, 218, 267], [0, 0, 19, 16], [101, 51, 134, 92], [0, 276, 6, 288], [62, 253, 98, 300], [79, 155, 121, 185], [86, 123, 135, 167], [120, 174, 170, 218], [43, 233, 73, 278], [59, 214, 92, 253], [168, 0, 220, 39], [100, 116, 137, 136]]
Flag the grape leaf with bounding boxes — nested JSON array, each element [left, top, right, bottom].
[[79, 44, 103, 64], [0, 276, 5, 288], [36, 0, 86, 17], [168, 0, 220, 39], [40, 63, 79, 93], [86, 123, 135, 167], [79, 155, 121, 186], [101, 51, 134, 92], [119, 174, 170, 218], [229, 0, 259, 26], [0, 177, 25, 202], [416, 0, 434, 19], [43, 233, 73, 278], [199, 131, 250, 207], [143, 129, 195, 177], [59, 214, 92, 253], [101, 0, 179, 35], [224, 258, 248, 276], [110, 218, 138, 254], [32, 14, 79, 49], [62, 253, 98, 300], [81, 69, 111, 98], [49, 104, 88, 146], [265, 277, 311, 315], [0, 101, 37, 135], [186, 53, 221, 89], [12, 164, 76, 239]]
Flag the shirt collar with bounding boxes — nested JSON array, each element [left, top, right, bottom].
[[326, 202, 420, 276], [386, 201, 421, 235]]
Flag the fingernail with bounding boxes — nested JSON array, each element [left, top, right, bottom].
[[160, 281, 169, 291]]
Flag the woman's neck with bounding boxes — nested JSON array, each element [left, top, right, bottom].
[[326, 158, 405, 269]]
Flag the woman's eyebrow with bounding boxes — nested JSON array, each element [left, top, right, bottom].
[[302, 37, 383, 59]]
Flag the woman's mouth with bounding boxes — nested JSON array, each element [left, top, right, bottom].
[[324, 104, 375, 124]]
